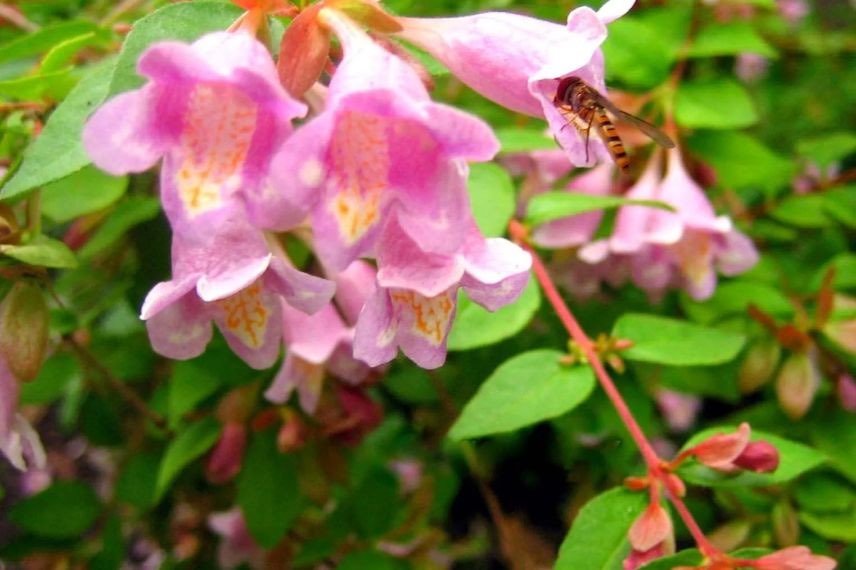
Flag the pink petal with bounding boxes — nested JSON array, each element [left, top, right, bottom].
[[212, 283, 282, 370], [145, 293, 213, 360]]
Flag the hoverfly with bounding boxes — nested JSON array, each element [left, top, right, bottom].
[[553, 76, 675, 172]]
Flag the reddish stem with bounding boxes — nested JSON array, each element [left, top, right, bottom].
[[509, 220, 719, 558]]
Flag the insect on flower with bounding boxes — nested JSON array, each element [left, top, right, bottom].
[[553, 76, 675, 172]]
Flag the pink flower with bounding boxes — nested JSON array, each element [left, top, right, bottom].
[[206, 421, 247, 484], [0, 356, 46, 471], [140, 217, 334, 369], [208, 509, 265, 570], [394, 1, 634, 166], [84, 31, 309, 235], [264, 261, 375, 413], [751, 546, 836, 570], [353, 218, 531, 368], [270, 9, 499, 272], [681, 422, 779, 474]]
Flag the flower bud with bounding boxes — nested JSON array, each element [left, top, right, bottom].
[[0, 203, 21, 244], [216, 385, 258, 424], [0, 281, 50, 381], [738, 338, 781, 394], [772, 501, 800, 547], [277, 408, 307, 452], [708, 519, 751, 552], [206, 422, 247, 484], [823, 317, 856, 354], [733, 440, 779, 473], [837, 373, 856, 412], [775, 352, 820, 420]]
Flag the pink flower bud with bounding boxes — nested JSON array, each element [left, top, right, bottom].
[[753, 546, 836, 570], [686, 423, 750, 470], [276, 409, 306, 453], [708, 519, 752, 552], [206, 422, 247, 484], [628, 502, 673, 552], [738, 338, 781, 394], [775, 352, 820, 420], [733, 440, 780, 473], [837, 373, 856, 412], [0, 281, 50, 381], [823, 318, 856, 354]]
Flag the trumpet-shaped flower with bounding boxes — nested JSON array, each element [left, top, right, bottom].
[[140, 216, 334, 369], [270, 9, 499, 272], [84, 31, 309, 235], [394, 0, 634, 166]]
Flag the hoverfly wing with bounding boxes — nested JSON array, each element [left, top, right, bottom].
[[615, 109, 675, 149]]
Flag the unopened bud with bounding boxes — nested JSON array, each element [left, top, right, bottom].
[[733, 440, 779, 473], [0, 281, 50, 381], [664, 474, 686, 498], [0, 203, 21, 244], [708, 519, 751, 552], [738, 338, 781, 393], [775, 352, 820, 420], [624, 476, 649, 491], [277, 408, 307, 452], [823, 317, 856, 354], [216, 384, 258, 424], [772, 501, 800, 547], [836, 373, 856, 412], [206, 422, 247, 484]]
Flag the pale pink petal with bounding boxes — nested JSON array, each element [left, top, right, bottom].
[[146, 293, 213, 360], [353, 289, 399, 367], [333, 261, 378, 325], [212, 283, 282, 370], [266, 257, 336, 316]]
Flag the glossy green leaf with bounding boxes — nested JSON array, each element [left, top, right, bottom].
[[496, 127, 557, 153], [811, 410, 856, 483], [237, 431, 302, 548], [687, 22, 777, 58], [613, 314, 746, 366], [0, 59, 114, 200], [41, 165, 128, 222], [168, 361, 226, 428], [155, 417, 221, 500], [680, 281, 794, 325], [676, 78, 758, 129], [9, 481, 101, 538], [0, 21, 98, 65], [800, 510, 856, 541], [0, 68, 76, 100], [344, 467, 401, 539], [0, 235, 78, 268], [795, 473, 855, 513], [449, 350, 596, 440], [109, 1, 243, 95], [468, 162, 515, 237], [41, 32, 108, 73], [679, 428, 826, 487], [687, 131, 794, 192], [448, 278, 540, 351], [78, 196, 161, 259], [796, 132, 856, 168], [810, 253, 856, 291], [115, 452, 160, 510], [771, 194, 832, 228], [526, 191, 673, 226], [822, 186, 856, 229], [555, 488, 647, 570]]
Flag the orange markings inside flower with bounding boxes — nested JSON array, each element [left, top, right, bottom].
[[176, 85, 257, 217], [216, 282, 270, 349], [391, 290, 455, 346], [329, 112, 388, 243]]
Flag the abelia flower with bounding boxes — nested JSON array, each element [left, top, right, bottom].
[[83, 31, 309, 235], [208, 509, 265, 570], [394, 0, 634, 166], [264, 261, 375, 413], [580, 149, 758, 300], [353, 217, 531, 368], [271, 8, 498, 272], [140, 216, 334, 369]]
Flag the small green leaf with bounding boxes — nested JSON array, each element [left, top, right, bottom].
[[680, 281, 794, 325], [156, 417, 221, 500], [688, 131, 794, 192], [41, 165, 128, 223], [526, 191, 674, 227], [796, 132, 856, 168], [676, 78, 758, 129], [687, 22, 777, 58], [343, 467, 402, 539], [613, 314, 746, 366], [0, 21, 98, 65], [810, 254, 856, 291], [811, 410, 856, 484], [449, 350, 596, 440], [115, 452, 160, 510], [795, 473, 855, 513], [0, 68, 76, 100], [496, 127, 556, 153], [602, 8, 685, 89], [237, 431, 302, 548], [448, 278, 540, 351], [109, 1, 243, 95], [679, 428, 826, 487], [78, 196, 161, 259], [41, 32, 108, 73], [468, 162, 515, 237], [168, 362, 226, 428], [9, 481, 101, 538], [771, 194, 831, 228], [555, 488, 646, 570], [1, 235, 78, 268], [1, 59, 114, 200], [823, 186, 856, 229], [799, 510, 856, 541]]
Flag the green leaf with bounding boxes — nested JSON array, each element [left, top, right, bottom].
[[0, 21, 98, 65], [0, 235, 78, 268], [0, 68, 76, 100], [448, 350, 596, 440], [468, 162, 515, 237], [78, 196, 161, 259], [343, 467, 402, 539], [115, 452, 160, 510], [1, 59, 114, 200], [526, 191, 674, 226], [448, 278, 540, 351], [639, 550, 702, 570], [41, 32, 108, 73], [800, 510, 856, 541], [687, 22, 777, 58], [9, 481, 101, 538], [675, 78, 758, 129], [237, 431, 302, 548], [602, 9, 685, 89], [168, 362, 226, 428], [496, 127, 556, 153], [658, 365, 740, 402], [680, 281, 794, 325], [40, 165, 128, 223], [823, 186, 856, 229], [156, 417, 221, 500], [613, 314, 746, 366], [20, 352, 80, 405], [811, 410, 856, 484], [810, 253, 856, 291], [555, 488, 647, 570], [109, 1, 243, 95], [687, 131, 794, 192], [771, 194, 832, 228], [795, 473, 855, 513], [796, 132, 856, 168], [679, 428, 826, 487]]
